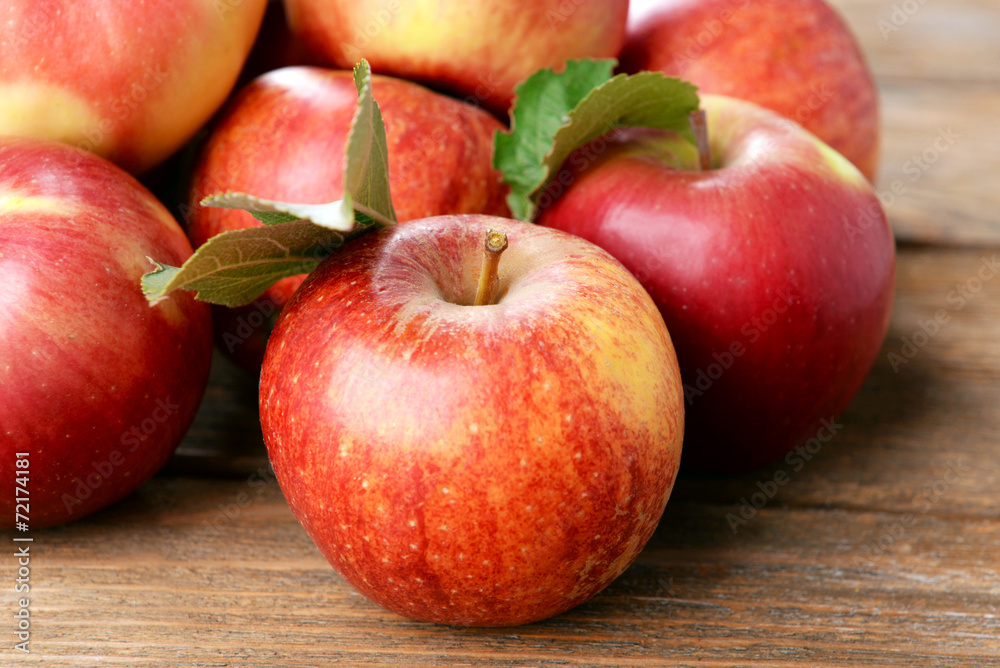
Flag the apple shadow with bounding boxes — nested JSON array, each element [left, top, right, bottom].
[[164, 351, 271, 479], [665, 320, 941, 507], [587, 314, 948, 592]]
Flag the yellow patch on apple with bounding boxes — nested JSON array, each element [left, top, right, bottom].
[[0, 83, 106, 155], [816, 139, 870, 187], [0, 193, 78, 218]]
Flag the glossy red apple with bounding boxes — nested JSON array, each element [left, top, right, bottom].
[[186, 66, 511, 371], [259, 214, 685, 626], [537, 94, 895, 473], [283, 0, 630, 116], [620, 0, 880, 180], [0, 0, 268, 174], [0, 136, 213, 529]]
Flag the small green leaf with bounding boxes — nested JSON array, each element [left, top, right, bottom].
[[250, 211, 301, 225], [141, 59, 398, 307], [141, 260, 182, 301], [345, 61, 397, 227], [494, 59, 700, 221], [202, 192, 356, 231], [141, 220, 352, 307], [495, 59, 615, 221]]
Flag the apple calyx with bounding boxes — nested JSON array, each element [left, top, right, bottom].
[[493, 58, 700, 222], [473, 229, 509, 306], [140, 59, 397, 308], [688, 109, 712, 171]]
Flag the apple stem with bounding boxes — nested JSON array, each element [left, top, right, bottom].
[[689, 109, 712, 171], [473, 229, 509, 306]]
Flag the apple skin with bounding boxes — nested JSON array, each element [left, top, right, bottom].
[[259, 214, 685, 626], [0, 0, 268, 174], [283, 0, 630, 116], [186, 66, 512, 372], [537, 94, 895, 473], [0, 136, 213, 529], [619, 0, 880, 181]]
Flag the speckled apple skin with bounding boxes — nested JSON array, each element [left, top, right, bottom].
[[284, 0, 630, 117], [538, 95, 895, 473], [0, 0, 268, 174], [0, 137, 213, 528], [260, 215, 684, 626], [187, 67, 511, 372], [620, 0, 880, 181]]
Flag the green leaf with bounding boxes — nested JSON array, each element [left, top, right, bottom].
[[345, 61, 397, 226], [249, 211, 302, 225], [201, 191, 356, 231], [141, 59, 398, 307], [141, 261, 182, 301], [141, 220, 352, 307], [495, 59, 615, 221], [494, 59, 700, 221]]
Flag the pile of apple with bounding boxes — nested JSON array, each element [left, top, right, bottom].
[[0, 0, 894, 626]]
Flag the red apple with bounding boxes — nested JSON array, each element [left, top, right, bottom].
[[0, 136, 213, 529], [259, 214, 685, 626], [186, 66, 512, 371], [0, 0, 268, 174], [619, 0, 881, 181], [537, 94, 895, 473], [283, 0, 630, 116]]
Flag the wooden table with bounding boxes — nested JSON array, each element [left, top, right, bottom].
[[8, 1, 999, 665]]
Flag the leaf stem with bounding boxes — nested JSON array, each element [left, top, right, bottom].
[[473, 230, 509, 306], [353, 202, 397, 228], [689, 109, 711, 171]]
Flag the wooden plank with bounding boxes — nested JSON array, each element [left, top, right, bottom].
[[876, 82, 1000, 246], [676, 247, 1000, 516], [8, 246, 999, 666], [16, 485, 1000, 667], [7, 4, 999, 662], [831, 0, 1000, 85], [831, 0, 1000, 244]]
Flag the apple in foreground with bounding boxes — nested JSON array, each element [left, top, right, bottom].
[[537, 94, 895, 473], [187, 66, 512, 371], [0, 0, 268, 174], [283, 0, 630, 116], [0, 137, 213, 529], [259, 214, 684, 626], [619, 0, 880, 181]]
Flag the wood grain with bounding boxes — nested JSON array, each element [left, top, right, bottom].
[[832, 0, 1000, 86], [6, 246, 999, 667], [830, 0, 1000, 245], [5, 1, 1000, 665]]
